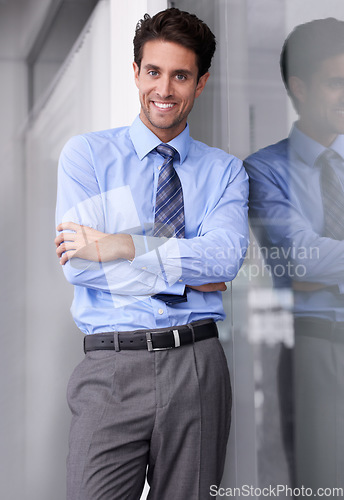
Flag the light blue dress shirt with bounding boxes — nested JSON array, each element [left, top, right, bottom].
[[56, 116, 249, 334], [245, 124, 344, 321]]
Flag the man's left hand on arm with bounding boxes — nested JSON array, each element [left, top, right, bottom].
[[55, 221, 135, 265], [188, 283, 227, 292]]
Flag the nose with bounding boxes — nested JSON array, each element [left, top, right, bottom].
[[155, 75, 172, 99]]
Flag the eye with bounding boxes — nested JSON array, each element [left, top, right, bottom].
[[329, 79, 344, 89], [148, 70, 159, 77], [176, 74, 187, 81]]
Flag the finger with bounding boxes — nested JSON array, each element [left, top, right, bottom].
[[56, 245, 63, 258], [59, 250, 76, 265], [55, 231, 76, 246], [56, 221, 81, 232], [56, 242, 77, 258], [55, 233, 65, 246]]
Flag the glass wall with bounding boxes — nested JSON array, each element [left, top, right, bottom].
[[176, 0, 344, 496]]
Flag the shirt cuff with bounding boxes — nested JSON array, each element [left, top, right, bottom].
[[131, 234, 184, 289]]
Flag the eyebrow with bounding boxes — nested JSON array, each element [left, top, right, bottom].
[[143, 64, 194, 76]]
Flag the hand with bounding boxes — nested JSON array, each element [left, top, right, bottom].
[[55, 222, 115, 265], [55, 222, 134, 265], [187, 282, 227, 292], [292, 281, 327, 292]]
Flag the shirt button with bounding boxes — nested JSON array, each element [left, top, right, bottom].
[[158, 165, 162, 170], [158, 308, 164, 315]]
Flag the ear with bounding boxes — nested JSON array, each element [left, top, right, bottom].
[[133, 62, 140, 88], [195, 72, 210, 98], [288, 76, 307, 105]]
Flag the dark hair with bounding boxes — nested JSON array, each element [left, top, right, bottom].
[[280, 18, 344, 107], [133, 7, 216, 79]]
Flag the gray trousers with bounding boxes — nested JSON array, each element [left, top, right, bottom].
[[66, 336, 232, 500], [294, 317, 344, 490]]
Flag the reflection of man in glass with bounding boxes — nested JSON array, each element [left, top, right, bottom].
[[245, 18, 344, 490]]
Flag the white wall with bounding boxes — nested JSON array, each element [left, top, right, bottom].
[[109, 0, 167, 127]]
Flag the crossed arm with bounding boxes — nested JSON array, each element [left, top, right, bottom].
[[55, 136, 249, 295], [55, 221, 227, 292], [245, 156, 344, 291]]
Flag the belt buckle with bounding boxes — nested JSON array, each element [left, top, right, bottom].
[[146, 330, 181, 352]]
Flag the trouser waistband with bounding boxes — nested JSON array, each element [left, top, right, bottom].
[[84, 319, 218, 353]]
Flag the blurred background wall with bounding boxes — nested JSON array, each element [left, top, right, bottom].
[[1, 1, 344, 499]]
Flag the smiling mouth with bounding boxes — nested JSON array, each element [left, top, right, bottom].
[[152, 101, 176, 110]]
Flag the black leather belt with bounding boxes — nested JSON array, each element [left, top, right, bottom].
[[295, 316, 344, 342], [84, 319, 218, 353]]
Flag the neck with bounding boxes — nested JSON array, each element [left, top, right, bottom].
[[139, 111, 186, 143], [297, 119, 338, 147]]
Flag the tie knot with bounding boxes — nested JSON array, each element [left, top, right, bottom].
[[319, 149, 342, 167], [156, 143, 177, 160]]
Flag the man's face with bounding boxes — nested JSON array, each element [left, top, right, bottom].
[[133, 39, 209, 142], [295, 53, 344, 146]]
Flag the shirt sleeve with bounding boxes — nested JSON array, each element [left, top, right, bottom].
[[56, 135, 185, 296], [245, 154, 344, 286], [130, 157, 249, 286]]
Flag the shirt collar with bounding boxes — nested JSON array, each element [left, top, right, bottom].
[[290, 122, 344, 166], [129, 115, 190, 164], [329, 134, 344, 160]]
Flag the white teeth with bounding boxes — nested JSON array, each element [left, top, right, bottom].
[[154, 102, 174, 109]]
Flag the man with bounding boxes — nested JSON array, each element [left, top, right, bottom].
[[245, 18, 344, 491], [55, 8, 249, 500]]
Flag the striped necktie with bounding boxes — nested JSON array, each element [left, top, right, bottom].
[[320, 149, 344, 240], [154, 143, 185, 238]]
